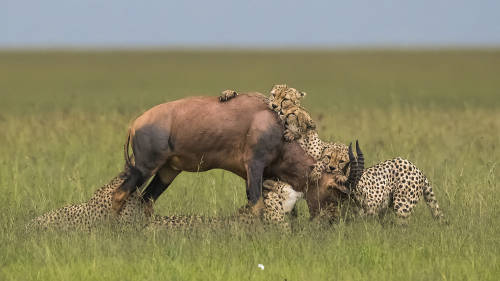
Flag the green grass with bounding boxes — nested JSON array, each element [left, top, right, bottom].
[[0, 50, 499, 281]]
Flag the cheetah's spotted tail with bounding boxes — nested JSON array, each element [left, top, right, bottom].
[[422, 177, 445, 221]]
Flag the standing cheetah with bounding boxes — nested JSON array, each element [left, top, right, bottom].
[[328, 143, 445, 224]]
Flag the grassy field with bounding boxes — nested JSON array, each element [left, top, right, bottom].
[[0, 50, 499, 281]]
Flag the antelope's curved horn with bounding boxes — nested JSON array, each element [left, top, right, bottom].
[[345, 140, 364, 190], [355, 140, 364, 173], [348, 142, 355, 163]]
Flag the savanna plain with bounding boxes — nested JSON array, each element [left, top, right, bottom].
[[0, 50, 499, 281]]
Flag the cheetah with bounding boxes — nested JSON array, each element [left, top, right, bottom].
[[268, 84, 316, 142], [26, 175, 303, 231], [327, 143, 445, 224], [148, 179, 303, 231], [25, 173, 150, 231]]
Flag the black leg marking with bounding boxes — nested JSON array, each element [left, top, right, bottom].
[[141, 167, 180, 202], [142, 175, 167, 202]]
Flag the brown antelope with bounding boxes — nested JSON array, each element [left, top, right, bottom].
[[112, 93, 356, 218]]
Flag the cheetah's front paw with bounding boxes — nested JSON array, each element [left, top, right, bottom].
[[219, 89, 238, 102], [283, 130, 297, 142]]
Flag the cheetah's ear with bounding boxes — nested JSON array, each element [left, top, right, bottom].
[[298, 91, 307, 98], [262, 180, 276, 191]]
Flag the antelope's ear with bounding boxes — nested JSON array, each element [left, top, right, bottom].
[[262, 180, 276, 190]]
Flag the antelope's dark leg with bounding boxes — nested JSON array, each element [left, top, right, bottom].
[[245, 160, 266, 214], [142, 166, 181, 202], [140, 166, 180, 217]]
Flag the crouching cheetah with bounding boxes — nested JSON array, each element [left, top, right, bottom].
[[328, 142, 445, 224], [148, 179, 303, 231], [26, 175, 303, 231]]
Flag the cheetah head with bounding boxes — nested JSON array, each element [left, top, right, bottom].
[[321, 143, 350, 175], [269, 84, 306, 112], [263, 179, 304, 213], [322, 141, 364, 196]]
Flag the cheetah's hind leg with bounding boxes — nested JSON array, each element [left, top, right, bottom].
[[219, 89, 238, 102]]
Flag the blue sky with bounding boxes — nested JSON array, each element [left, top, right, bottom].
[[2, 0, 500, 48]]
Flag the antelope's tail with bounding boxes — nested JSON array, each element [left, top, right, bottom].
[[124, 127, 134, 169]]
